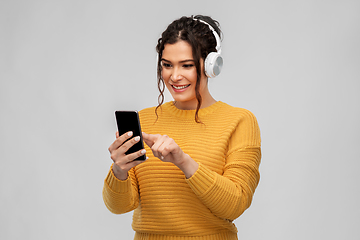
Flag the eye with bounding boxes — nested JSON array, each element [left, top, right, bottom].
[[162, 62, 172, 68], [183, 64, 194, 68]]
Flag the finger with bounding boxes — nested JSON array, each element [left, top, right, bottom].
[[126, 149, 147, 162], [113, 153, 146, 176], [125, 156, 146, 169], [142, 132, 153, 147], [151, 135, 169, 158], [158, 138, 175, 157], [142, 132, 160, 148], [151, 135, 169, 150], [141, 132, 151, 140], [119, 135, 142, 155], [108, 131, 133, 153], [110, 136, 144, 164], [116, 131, 119, 138], [158, 138, 179, 160]]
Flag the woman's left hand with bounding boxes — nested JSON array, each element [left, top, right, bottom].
[[142, 132, 199, 178]]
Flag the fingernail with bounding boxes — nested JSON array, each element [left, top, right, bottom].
[[128, 131, 133, 137], [134, 136, 140, 141], [141, 149, 146, 154], [161, 156, 164, 160]]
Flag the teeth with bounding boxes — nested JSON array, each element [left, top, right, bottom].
[[173, 85, 189, 89]]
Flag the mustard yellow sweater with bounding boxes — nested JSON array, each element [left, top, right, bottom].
[[103, 101, 261, 240]]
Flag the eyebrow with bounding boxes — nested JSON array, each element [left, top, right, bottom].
[[161, 58, 194, 63]]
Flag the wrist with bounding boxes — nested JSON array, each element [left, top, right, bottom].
[[112, 164, 128, 181], [177, 154, 199, 179]]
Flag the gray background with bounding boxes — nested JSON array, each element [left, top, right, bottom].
[[1, 0, 359, 239]]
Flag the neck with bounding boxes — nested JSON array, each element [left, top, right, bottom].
[[173, 92, 216, 110]]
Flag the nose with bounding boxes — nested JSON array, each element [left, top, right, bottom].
[[171, 67, 183, 82]]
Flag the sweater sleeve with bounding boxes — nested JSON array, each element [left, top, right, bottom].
[[185, 109, 261, 221], [102, 165, 140, 214]]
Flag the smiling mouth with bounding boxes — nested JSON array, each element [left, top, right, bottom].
[[172, 84, 190, 90]]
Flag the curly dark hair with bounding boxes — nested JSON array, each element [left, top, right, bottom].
[[155, 15, 222, 123]]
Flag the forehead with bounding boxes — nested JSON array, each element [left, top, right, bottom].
[[162, 40, 193, 61]]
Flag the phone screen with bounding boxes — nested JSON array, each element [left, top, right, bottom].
[[115, 111, 146, 161]]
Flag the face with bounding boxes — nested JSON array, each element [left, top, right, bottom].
[[161, 40, 210, 110]]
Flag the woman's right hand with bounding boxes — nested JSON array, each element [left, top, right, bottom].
[[108, 131, 146, 180]]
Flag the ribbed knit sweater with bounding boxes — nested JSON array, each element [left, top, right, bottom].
[[103, 101, 261, 240]]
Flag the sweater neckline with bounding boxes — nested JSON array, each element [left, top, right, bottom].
[[161, 101, 224, 119]]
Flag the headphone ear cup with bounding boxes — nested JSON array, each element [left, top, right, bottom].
[[204, 52, 223, 78]]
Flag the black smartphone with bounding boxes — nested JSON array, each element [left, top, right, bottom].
[[115, 111, 146, 161]]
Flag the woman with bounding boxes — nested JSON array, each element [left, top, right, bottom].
[[103, 15, 261, 240]]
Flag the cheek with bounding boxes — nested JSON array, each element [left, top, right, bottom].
[[189, 71, 197, 82], [161, 69, 170, 81], [186, 70, 198, 85]]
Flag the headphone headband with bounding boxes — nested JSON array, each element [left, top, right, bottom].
[[193, 17, 223, 78], [193, 18, 221, 54]]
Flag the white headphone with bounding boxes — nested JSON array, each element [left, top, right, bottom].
[[194, 18, 223, 78]]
